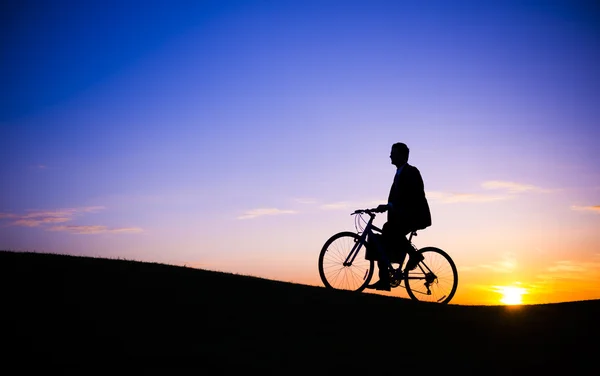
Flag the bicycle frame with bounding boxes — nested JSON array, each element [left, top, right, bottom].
[[343, 211, 401, 278], [343, 210, 432, 283], [343, 211, 374, 266]]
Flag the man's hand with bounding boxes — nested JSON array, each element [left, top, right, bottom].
[[375, 204, 389, 213]]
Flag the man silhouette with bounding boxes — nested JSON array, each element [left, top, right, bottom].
[[367, 142, 432, 291]]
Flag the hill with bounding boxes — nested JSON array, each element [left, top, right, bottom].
[[1, 250, 598, 372]]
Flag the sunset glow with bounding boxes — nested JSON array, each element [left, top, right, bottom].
[[498, 286, 527, 306], [2, 1, 599, 305]]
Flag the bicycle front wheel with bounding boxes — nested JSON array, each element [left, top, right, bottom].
[[318, 232, 374, 292], [404, 247, 458, 304]]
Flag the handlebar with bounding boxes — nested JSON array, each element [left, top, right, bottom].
[[352, 207, 386, 215]]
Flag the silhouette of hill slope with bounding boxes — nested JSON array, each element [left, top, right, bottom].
[[2, 250, 598, 372]]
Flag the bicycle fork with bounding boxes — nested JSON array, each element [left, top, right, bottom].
[[343, 238, 363, 267], [343, 238, 372, 282]]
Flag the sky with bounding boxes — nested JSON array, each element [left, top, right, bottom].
[[1, 0, 599, 305]]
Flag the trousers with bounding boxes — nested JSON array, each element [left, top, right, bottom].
[[378, 221, 415, 282]]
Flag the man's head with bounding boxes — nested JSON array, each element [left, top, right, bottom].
[[390, 142, 409, 167]]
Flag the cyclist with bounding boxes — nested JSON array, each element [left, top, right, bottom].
[[366, 142, 432, 291]]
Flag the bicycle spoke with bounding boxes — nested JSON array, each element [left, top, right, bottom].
[[318, 232, 374, 292], [404, 247, 458, 304]]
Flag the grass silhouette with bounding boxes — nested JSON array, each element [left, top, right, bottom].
[[2, 250, 598, 372]]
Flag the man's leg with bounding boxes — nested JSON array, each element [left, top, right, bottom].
[[382, 222, 410, 260], [368, 222, 404, 291], [367, 260, 390, 291], [376, 260, 390, 282], [383, 222, 422, 271], [366, 229, 392, 291], [398, 227, 424, 271]]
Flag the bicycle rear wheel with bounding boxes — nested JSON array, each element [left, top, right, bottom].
[[404, 247, 458, 304], [318, 232, 374, 292]]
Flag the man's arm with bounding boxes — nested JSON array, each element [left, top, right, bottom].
[[376, 203, 389, 212]]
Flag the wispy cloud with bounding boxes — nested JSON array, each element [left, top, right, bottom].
[[481, 180, 549, 193], [570, 205, 600, 214], [237, 208, 297, 220], [460, 254, 517, 273], [426, 191, 507, 204], [48, 225, 144, 234], [0, 206, 143, 235], [536, 258, 600, 281], [319, 200, 381, 211], [0, 207, 105, 227], [547, 260, 587, 273], [429, 180, 552, 204], [294, 197, 318, 204], [320, 201, 353, 210]]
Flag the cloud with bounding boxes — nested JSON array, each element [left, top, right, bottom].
[[319, 200, 381, 211], [294, 197, 318, 204], [428, 180, 552, 205], [481, 180, 551, 193], [546, 260, 587, 273], [320, 201, 353, 210], [570, 205, 600, 214], [0, 206, 143, 235], [427, 191, 508, 204], [13, 217, 71, 227], [460, 254, 517, 273], [237, 208, 297, 220], [28, 164, 47, 170], [48, 225, 144, 234], [536, 259, 600, 281], [0, 207, 105, 227]]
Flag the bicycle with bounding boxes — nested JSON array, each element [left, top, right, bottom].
[[318, 207, 458, 304]]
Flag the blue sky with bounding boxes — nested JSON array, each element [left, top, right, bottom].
[[1, 0, 599, 304]]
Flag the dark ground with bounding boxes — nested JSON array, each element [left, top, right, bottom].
[[1, 250, 598, 373]]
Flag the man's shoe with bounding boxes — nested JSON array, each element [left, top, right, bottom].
[[405, 252, 424, 271], [366, 279, 391, 291]]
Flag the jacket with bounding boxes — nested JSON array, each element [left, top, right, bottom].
[[387, 163, 432, 230]]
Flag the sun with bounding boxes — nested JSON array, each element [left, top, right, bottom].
[[499, 286, 526, 305]]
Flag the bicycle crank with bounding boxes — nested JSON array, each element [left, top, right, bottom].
[[389, 269, 403, 288]]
